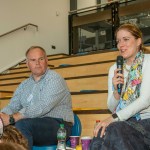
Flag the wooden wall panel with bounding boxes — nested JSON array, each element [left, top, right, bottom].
[[72, 93, 108, 109], [0, 72, 30, 80], [48, 51, 118, 67], [66, 76, 108, 92], [55, 62, 114, 78], [0, 92, 12, 98], [0, 99, 10, 110], [0, 85, 18, 91], [0, 78, 26, 84]]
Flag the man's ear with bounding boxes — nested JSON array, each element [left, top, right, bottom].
[[26, 59, 29, 68], [46, 57, 48, 63]]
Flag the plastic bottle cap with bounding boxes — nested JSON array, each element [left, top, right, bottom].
[[60, 124, 64, 128], [96, 120, 100, 123]]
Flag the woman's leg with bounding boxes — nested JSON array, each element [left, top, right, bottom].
[[90, 130, 104, 150], [90, 119, 150, 150], [102, 120, 149, 150]]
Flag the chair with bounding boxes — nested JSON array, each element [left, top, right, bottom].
[[32, 113, 82, 150]]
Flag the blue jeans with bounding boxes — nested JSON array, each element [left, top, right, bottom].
[[15, 117, 72, 150]]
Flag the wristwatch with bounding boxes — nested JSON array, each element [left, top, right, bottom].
[[9, 115, 15, 125], [112, 113, 119, 121]]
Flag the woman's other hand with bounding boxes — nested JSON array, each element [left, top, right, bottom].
[[93, 115, 115, 138]]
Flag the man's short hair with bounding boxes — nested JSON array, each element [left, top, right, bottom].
[[25, 46, 47, 57]]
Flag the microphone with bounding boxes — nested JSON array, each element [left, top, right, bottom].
[[116, 56, 123, 95]]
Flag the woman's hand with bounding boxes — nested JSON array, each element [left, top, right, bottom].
[[93, 115, 115, 138], [113, 68, 124, 91], [112, 68, 124, 99]]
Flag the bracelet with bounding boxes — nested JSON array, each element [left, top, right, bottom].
[[112, 113, 119, 121], [112, 113, 118, 119]]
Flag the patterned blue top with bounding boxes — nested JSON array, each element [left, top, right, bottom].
[[1, 69, 74, 123]]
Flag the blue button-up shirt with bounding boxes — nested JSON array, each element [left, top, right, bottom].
[[1, 69, 74, 123]]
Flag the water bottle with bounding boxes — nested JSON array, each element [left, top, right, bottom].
[[57, 124, 66, 150]]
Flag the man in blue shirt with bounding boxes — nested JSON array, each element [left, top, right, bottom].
[[0, 46, 74, 149]]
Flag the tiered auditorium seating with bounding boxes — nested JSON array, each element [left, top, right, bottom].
[[1, 46, 150, 137], [1, 47, 150, 135]]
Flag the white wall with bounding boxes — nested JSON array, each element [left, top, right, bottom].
[[0, 0, 69, 72], [77, 0, 96, 9]]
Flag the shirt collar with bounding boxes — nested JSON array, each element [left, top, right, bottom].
[[30, 68, 49, 82]]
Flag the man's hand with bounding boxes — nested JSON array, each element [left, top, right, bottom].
[[0, 112, 23, 126], [93, 115, 115, 138], [0, 113, 10, 126]]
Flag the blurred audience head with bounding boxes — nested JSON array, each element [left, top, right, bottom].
[[0, 125, 28, 149], [0, 142, 26, 150]]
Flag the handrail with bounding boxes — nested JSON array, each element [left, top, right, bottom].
[[0, 23, 38, 38], [69, 0, 119, 14], [69, 0, 135, 14]]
